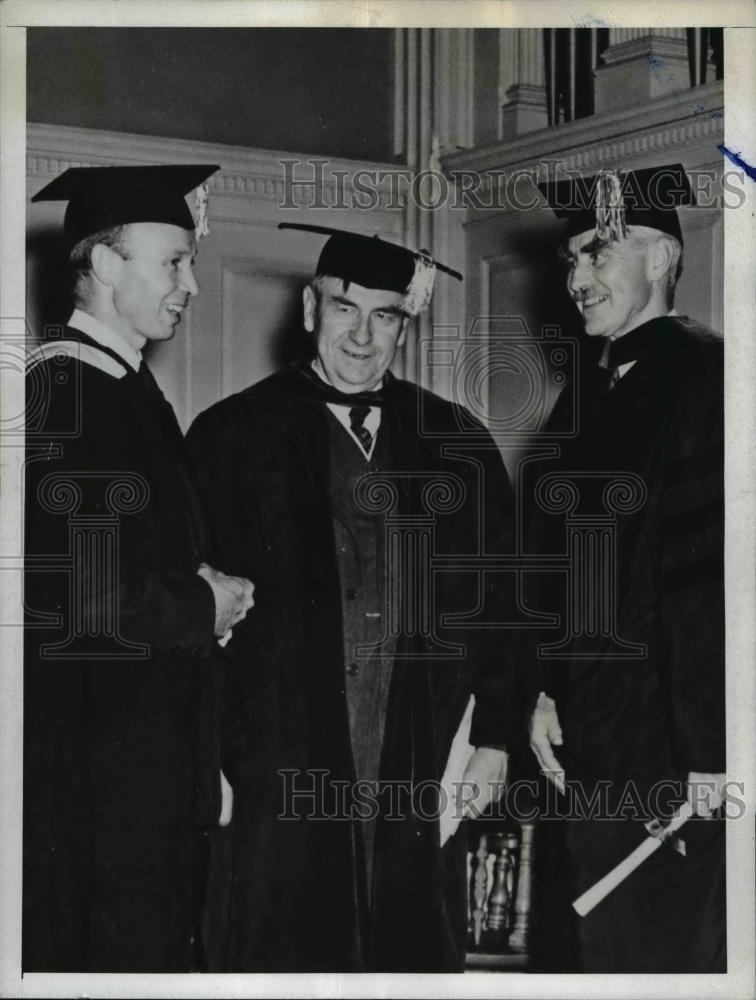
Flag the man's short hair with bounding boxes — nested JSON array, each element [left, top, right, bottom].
[[69, 224, 131, 306], [309, 273, 337, 299], [628, 226, 684, 309], [309, 273, 412, 320], [307, 275, 334, 331]]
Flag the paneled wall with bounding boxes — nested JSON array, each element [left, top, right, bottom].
[[26, 124, 404, 430]]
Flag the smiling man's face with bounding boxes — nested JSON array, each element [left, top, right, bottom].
[[304, 276, 407, 393], [108, 222, 198, 349], [564, 229, 656, 339]]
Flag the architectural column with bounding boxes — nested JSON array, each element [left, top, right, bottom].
[[392, 28, 472, 394], [499, 29, 549, 141], [595, 29, 692, 113]]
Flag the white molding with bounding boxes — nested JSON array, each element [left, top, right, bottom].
[[26, 122, 407, 215], [599, 33, 689, 68], [447, 87, 726, 227], [441, 80, 724, 178]]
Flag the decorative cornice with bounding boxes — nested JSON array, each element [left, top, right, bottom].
[[441, 80, 724, 178], [558, 114, 724, 173], [503, 83, 548, 107], [26, 123, 406, 215], [599, 34, 689, 68]]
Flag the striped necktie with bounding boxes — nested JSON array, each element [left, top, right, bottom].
[[349, 405, 373, 455]]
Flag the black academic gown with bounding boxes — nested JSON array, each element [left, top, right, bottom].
[[187, 362, 515, 972], [517, 315, 725, 971], [23, 328, 221, 972]]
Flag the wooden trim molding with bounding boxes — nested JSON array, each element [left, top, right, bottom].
[[26, 122, 407, 218], [441, 80, 724, 180]]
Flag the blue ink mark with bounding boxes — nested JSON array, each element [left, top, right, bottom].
[[717, 145, 756, 181], [571, 14, 611, 28], [646, 53, 686, 94], [694, 104, 723, 121]]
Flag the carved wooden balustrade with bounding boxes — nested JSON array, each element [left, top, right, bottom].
[[465, 822, 535, 970]]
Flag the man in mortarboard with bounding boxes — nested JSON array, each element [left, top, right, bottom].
[[522, 164, 725, 971], [24, 165, 254, 971], [186, 226, 515, 971]]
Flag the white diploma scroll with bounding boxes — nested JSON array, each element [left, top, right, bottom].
[[572, 800, 694, 917]]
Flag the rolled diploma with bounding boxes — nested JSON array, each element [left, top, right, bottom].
[[572, 800, 694, 917]]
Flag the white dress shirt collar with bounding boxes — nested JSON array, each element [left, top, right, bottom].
[[311, 359, 382, 459], [68, 309, 142, 372]]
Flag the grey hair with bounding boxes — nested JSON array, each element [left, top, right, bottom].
[[627, 226, 683, 309], [308, 273, 413, 321], [309, 273, 351, 299]]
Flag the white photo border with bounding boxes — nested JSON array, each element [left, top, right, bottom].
[[1, 3, 754, 998]]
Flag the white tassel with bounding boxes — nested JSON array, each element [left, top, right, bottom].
[[194, 182, 210, 240], [401, 251, 436, 316], [595, 170, 627, 242]]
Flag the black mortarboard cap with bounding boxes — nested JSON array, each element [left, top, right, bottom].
[[31, 164, 220, 246], [538, 163, 695, 244], [278, 223, 462, 316]]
